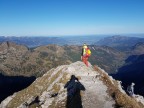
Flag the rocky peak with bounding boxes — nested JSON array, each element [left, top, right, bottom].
[[0, 41, 10, 49], [0, 41, 28, 54], [1, 61, 144, 108]]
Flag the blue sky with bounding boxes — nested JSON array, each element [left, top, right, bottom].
[[0, 0, 144, 36]]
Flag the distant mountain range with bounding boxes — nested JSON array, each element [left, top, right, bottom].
[[1, 35, 144, 76], [96, 35, 144, 51], [1, 35, 144, 49], [0, 36, 104, 47], [0, 36, 67, 47]]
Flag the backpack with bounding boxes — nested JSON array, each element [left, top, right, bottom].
[[86, 48, 91, 57]]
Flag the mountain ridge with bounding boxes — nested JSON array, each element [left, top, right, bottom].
[[1, 61, 144, 108], [0, 41, 126, 77], [96, 36, 144, 51]]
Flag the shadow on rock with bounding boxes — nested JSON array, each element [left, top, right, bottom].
[[0, 73, 36, 102], [64, 75, 85, 108], [111, 54, 144, 96]]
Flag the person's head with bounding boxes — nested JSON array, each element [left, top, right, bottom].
[[83, 43, 88, 49], [131, 82, 135, 86], [70, 75, 78, 81]]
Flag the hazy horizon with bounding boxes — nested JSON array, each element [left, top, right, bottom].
[[0, 33, 144, 38]]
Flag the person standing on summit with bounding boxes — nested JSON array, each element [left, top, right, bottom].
[[81, 43, 91, 67], [127, 82, 135, 97]]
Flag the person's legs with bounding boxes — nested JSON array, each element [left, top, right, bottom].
[[85, 57, 88, 67], [82, 56, 85, 63], [82, 56, 88, 67], [131, 91, 134, 97], [129, 91, 132, 96]]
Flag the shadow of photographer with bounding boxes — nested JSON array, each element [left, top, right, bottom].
[[64, 75, 85, 108]]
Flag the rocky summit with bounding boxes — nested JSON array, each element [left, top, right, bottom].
[[1, 61, 144, 108]]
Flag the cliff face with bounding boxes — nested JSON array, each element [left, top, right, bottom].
[[1, 61, 144, 108]]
